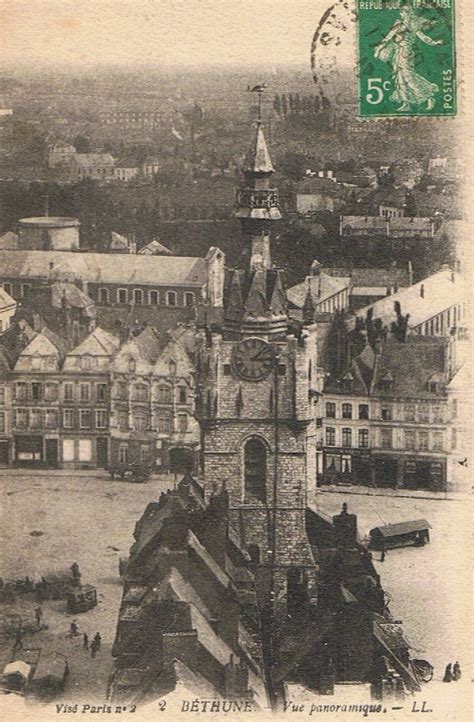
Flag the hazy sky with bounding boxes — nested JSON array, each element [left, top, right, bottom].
[[0, 0, 346, 68]]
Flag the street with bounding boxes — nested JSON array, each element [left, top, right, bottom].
[[0, 473, 471, 702]]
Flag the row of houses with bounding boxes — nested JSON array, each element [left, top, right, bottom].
[[48, 142, 160, 183], [0, 322, 199, 471]]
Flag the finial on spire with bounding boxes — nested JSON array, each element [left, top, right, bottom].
[[247, 83, 267, 123]]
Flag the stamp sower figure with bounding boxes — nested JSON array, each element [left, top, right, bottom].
[[443, 663, 452, 682], [374, 4, 443, 112]]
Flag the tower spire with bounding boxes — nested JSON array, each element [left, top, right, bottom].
[[235, 85, 281, 271]]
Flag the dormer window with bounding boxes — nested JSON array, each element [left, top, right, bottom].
[[428, 381, 438, 393], [379, 372, 394, 393], [342, 373, 353, 393]]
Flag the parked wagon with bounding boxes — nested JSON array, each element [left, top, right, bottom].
[[369, 520, 431, 550], [65, 584, 97, 614]]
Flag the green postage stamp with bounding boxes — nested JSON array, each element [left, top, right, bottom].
[[358, 0, 456, 117]]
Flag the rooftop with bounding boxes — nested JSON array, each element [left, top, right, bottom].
[[18, 216, 80, 228]]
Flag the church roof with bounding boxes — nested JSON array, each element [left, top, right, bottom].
[[243, 123, 274, 174]]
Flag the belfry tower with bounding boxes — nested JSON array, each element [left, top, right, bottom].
[[197, 92, 319, 620]]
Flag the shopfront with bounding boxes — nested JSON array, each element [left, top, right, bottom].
[[322, 448, 372, 486], [403, 457, 446, 491]]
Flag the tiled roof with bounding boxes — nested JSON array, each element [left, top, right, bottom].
[[354, 268, 463, 329], [0, 250, 207, 287]]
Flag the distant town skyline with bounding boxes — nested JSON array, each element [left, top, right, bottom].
[[0, 0, 354, 69]]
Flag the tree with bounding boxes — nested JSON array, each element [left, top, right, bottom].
[[73, 135, 91, 153], [273, 94, 281, 116], [281, 94, 288, 118]]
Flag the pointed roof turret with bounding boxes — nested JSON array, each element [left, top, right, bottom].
[[243, 122, 275, 175]]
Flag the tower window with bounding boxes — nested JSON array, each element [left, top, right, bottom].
[[278, 364, 286, 376], [244, 438, 266, 503]]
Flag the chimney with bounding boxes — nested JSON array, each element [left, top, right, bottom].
[[420, 284, 425, 298]]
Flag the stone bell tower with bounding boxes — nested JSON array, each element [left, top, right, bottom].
[[196, 92, 320, 617]]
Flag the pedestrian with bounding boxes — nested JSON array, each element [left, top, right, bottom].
[[83, 633, 89, 650], [64, 660, 70, 681], [381, 548, 386, 562], [453, 661, 461, 681], [13, 628, 24, 651], [70, 620, 78, 637], [443, 663, 452, 682], [35, 606, 43, 629], [93, 632, 101, 651], [90, 639, 98, 659], [70, 563, 81, 587]]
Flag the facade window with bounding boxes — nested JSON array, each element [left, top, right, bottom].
[[0, 385, 4, 404], [128, 358, 136, 373], [78, 439, 92, 462], [185, 292, 195, 307], [15, 382, 28, 401], [326, 402, 336, 418], [451, 399, 457, 418], [404, 403, 416, 422], [169, 360, 177, 376], [178, 413, 188, 432], [341, 427, 352, 447], [133, 289, 143, 305], [418, 431, 429, 451], [358, 429, 369, 448], [119, 444, 129, 464], [380, 428, 393, 449], [278, 364, 286, 376], [63, 409, 74, 428], [140, 445, 149, 463], [64, 383, 74, 402], [21, 284, 31, 298], [342, 403, 352, 419], [116, 382, 127, 400], [158, 386, 172, 404], [133, 384, 149, 402], [30, 409, 42, 429], [432, 431, 444, 451], [118, 289, 128, 304], [244, 438, 267, 503], [359, 404, 369, 420], [325, 427, 336, 446], [342, 454, 352, 473], [428, 382, 438, 393], [44, 409, 58, 429], [149, 290, 159, 305], [223, 364, 231, 376], [80, 383, 91, 402], [0, 411, 5, 433], [417, 404, 429, 422], [166, 291, 177, 306], [404, 430, 415, 450], [96, 410, 108, 429], [133, 413, 148, 431], [158, 417, 172, 433], [96, 383, 108, 402], [3, 282, 12, 296], [325, 454, 341, 472], [79, 409, 92, 428], [63, 439, 75, 462], [99, 288, 109, 304], [118, 413, 128, 432], [31, 382, 42, 401], [15, 409, 28, 429], [381, 405, 392, 421], [178, 388, 187, 404], [432, 405, 443, 423], [451, 428, 457, 450], [44, 383, 58, 401]]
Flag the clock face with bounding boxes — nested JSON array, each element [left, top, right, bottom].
[[232, 338, 275, 381]]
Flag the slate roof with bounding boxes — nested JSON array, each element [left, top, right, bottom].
[[50, 282, 95, 314], [287, 273, 349, 309], [370, 520, 431, 538], [354, 268, 463, 329], [323, 267, 410, 288], [243, 123, 274, 174], [138, 240, 173, 256], [64, 327, 120, 357], [0, 250, 207, 287]]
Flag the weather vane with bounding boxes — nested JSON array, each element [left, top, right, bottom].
[[247, 82, 267, 122]]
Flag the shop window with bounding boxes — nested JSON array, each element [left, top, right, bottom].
[[341, 455, 352, 473], [358, 404, 369, 420], [62, 439, 75, 462], [244, 438, 267, 503], [342, 403, 352, 419], [326, 402, 336, 418], [358, 429, 369, 448], [78, 439, 92, 462], [325, 427, 336, 446], [325, 454, 341, 472], [342, 428, 352, 447]]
